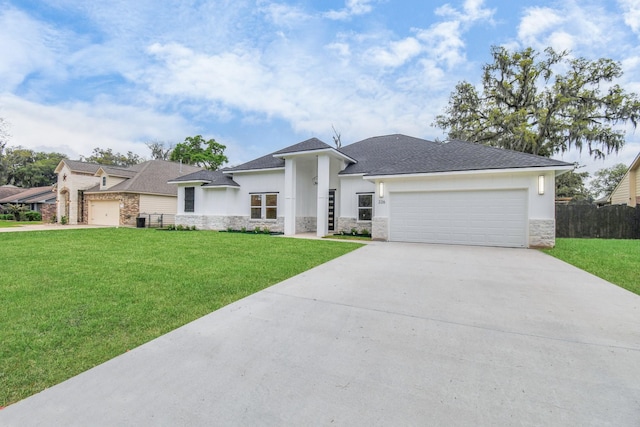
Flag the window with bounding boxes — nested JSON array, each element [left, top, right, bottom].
[[250, 193, 278, 220], [102, 176, 107, 186], [358, 193, 373, 221], [184, 187, 195, 212]]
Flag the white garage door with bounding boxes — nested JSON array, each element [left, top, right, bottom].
[[389, 190, 527, 247], [89, 200, 120, 226]]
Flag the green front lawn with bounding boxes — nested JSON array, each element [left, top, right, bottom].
[[0, 228, 362, 407], [0, 220, 22, 228], [543, 238, 640, 296]]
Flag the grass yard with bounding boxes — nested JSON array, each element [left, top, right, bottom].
[[0, 220, 23, 228], [0, 228, 363, 407], [542, 238, 640, 296]]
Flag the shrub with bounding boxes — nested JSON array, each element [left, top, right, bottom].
[[254, 226, 260, 234], [190, 225, 197, 231], [263, 227, 270, 234], [176, 224, 184, 231], [60, 216, 68, 225], [241, 227, 247, 233], [24, 211, 42, 221], [351, 228, 358, 235], [360, 229, 370, 236]]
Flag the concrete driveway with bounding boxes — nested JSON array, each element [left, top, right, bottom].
[[1, 242, 639, 426]]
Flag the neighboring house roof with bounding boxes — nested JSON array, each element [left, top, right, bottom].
[[96, 166, 138, 179], [0, 186, 55, 204], [341, 135, 573, 176], [0, 185, 24, 199], [55, 159, 102, 174], [87, 160, 202, 196], [167, 170, 240, 187]]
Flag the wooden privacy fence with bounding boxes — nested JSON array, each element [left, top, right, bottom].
[[555, 204, 640, 239]]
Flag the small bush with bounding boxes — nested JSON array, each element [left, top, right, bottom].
[[254, 226, 260, 234], [176, 224, 184, 231], [351, 228, 358, 235], [241, 227, 247, 233], [60, 216, 68, 225], [360, 229, 370, 236], [24, 211, 42, 221], [263, 227, 270, 234], [190, 225, 197, 231]]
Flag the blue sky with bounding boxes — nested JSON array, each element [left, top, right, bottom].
[[1, 0, 639, 175]]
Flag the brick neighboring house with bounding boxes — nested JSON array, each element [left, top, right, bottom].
[[54, 160, 202, 226]]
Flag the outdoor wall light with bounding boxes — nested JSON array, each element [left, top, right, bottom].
[[379, 182, 385, 198], [538, 175, 545, 195]]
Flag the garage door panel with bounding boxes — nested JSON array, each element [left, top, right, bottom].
[[89, 201, 120, 226], [390, 190, 527, 248]]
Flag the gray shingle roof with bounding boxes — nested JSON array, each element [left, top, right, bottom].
[[340, 134, 573, 176], [226, 137, 339, 172], [168, 170, 239, 187], [88, 160, 203, 195], [0, 186, 55, 203], [57, 160, 102, 174]]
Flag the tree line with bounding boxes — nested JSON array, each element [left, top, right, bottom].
[[0, 135, 228, 188]]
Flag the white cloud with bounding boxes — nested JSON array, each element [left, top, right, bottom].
[[366, 37, 422, 68], [324, 0, 375, 21], [619, 0, 640, 33], [259, 2, 311, 27], [0, 94, 190, 159], [0, 7, 65, 92]]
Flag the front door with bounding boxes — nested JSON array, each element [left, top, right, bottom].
[[328, 189, 336, 232]]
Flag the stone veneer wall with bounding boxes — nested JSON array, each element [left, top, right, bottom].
[[84, 193, 140, 226], [372, 217, 388, 241], [296, 217, 317, 233], [176, 215, 284, 233], [529, 219, 555, 248], [40, 203, 57, 223], [337, 217, 372, 235]]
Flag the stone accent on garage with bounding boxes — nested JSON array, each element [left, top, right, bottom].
[[84, 193, 139, 226], [337, 217, 372, 235], [372, 217, 388, 241], [529, 219, 555, 248], [176, 215, 284, 233]]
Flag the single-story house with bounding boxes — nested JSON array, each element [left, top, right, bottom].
[[0, 186, 56, 219], [607, 152, 640, 207], [169, 134, 573, 248], [54, 159, 202, 226]]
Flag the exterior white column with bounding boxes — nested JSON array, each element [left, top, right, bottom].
[[316, 154, 330, 237], [284, 158, 297, 235]]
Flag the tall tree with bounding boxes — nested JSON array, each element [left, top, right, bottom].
[[81, 148, 141, 167], [434, 46, 640, 159], [555, 168, 591, 200], [169, 135, 228, 170], [1, 147, 66, 187], [146, 141, 173, 160], [590, 163, 629, 198]]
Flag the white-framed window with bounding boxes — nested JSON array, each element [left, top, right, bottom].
[[358, 193, 373, 221], [184, 187, 195, 213], [102, 176, 107, 186], [250, 193, 278, 220]]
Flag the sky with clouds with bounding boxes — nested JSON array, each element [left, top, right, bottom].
[[1, 0, 639, 175]]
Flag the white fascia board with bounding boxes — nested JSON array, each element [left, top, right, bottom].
[[202, 185, 240, 190], [364, 165, 574, 181], [274, 148, 357, 164], [224, 167, 285, 174], [166, 179, 211, 185], [338, 173, 367, 178]]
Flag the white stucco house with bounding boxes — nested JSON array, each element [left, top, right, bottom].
[[168, 134, 573, 248]]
